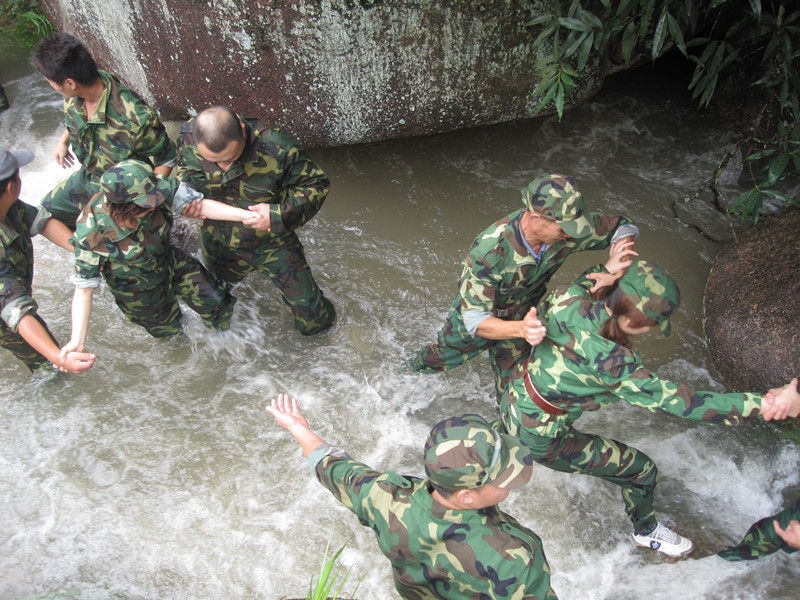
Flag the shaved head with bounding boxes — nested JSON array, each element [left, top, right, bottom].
[[193, 106, 244, 153]]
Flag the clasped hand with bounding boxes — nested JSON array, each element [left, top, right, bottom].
[[760, 378, 800, 421]]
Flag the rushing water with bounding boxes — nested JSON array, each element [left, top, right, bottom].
[[2, 47, 799, 600]]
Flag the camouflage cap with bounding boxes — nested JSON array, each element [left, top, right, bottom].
[[100, 159, 178, 208], [0, 146, 34, 180], [521, 173, 592, 239], [617, 260, 681, 336], [424, 414, 533, 490]]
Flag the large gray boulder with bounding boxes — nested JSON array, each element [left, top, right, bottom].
[[704, 208, 800, 392], [40, 0, 605, 147]]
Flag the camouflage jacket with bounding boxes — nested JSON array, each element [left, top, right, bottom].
[[70, 194, 176, 292], [64, 70, 176, 179], [175, 116, 329, 249], [455, 209, 631, 320], [0, 201, 39, 331], [501, 266, 761, 440], [311, 445, 557, 600]]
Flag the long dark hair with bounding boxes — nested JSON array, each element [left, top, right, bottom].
[[598, 287, 658, 349], [108, 202, 151, 230]]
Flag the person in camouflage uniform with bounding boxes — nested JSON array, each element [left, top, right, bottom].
[[32, 33, 177, 230], [266, 394, 558, 600], [412, 173, 638, 399], [175, 106, 335, 336], [718, 497, 800, 560], [61, 160, 262, 352], [500, 258, 800, 557], [0, 145, 95, 374]]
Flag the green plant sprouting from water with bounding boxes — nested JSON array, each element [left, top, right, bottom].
[[529, 0, 799, 224], [306, 534, 361, 600], [0, 0, 54, 48]]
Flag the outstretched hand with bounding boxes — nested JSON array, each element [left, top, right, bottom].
[[760, 378, 800, 421], [266, 393, 309, 431], [774, 519, 800, 550]]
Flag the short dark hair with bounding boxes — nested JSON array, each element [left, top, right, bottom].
[[429, 481, 457, 499], [193, 106, 244, 153], [108, 199, 152, 229], [0, 170, 18, 196], [32, 32, 100, 86]]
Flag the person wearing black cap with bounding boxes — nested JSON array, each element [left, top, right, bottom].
[[0, 145, 95, 374], [266, 393, 558, 599]]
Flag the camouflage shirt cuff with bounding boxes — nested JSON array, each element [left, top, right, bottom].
[[31, 206, 54, 236], [2, 296, 38, 332], [462, 309, 492, 337], [611, 223, 639, 243], [70, 274, 102, 289], [174, 181, 203, 215], [308, 443, 350, 470]]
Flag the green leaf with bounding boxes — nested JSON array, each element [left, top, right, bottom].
[[761, 189, 795, 204], [651, 9, 669, 60], [639, 0, 655, 38], [577, 8, 604, 30], [621, 20, 637, 63], [532, 21, 559, 48], [710, 0, 729, 9], [666, 13, 687, 56], [749, 0, 761, 20], [555, 81, 565, 119], [764, 152, 790, 185], [536, 82, 559, 111], [559, 17, 592, 32], [578, 33, 594, 70], [525, 15, 555, 27]]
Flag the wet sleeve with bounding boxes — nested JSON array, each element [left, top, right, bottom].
[[0, 262, 38, 332], [133, 105, 178, 167], [265, 133, 330, 234], [314, 452, 384, 523], [70, 236, 103, 286], [608, 363, 762, 424], [572, 213, 635, 252]]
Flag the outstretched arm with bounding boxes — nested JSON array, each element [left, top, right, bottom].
[[181, 198, 270, 230], [17, 313, 95, 374], [60, 287, 95, 360], [474, 306, 546, 345], [39, 218, 74, 252], [265, 394, 327, 457]]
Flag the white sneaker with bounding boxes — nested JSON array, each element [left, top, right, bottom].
[[632, 523, 694, 557]]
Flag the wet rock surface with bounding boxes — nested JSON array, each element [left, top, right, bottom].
[[704, 208, 800, 392]]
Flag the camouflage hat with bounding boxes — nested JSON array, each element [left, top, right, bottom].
[[100, 159, 178, 208], [617, 260, 681, 336], [424, 414, 533, 490], [521, 173, 592, 239]]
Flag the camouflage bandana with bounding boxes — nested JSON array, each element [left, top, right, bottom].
[[521, 173, 592, 239], [616, 260, 680, 336], [100, 159, 178, 208], [424, 414, 533, 490]]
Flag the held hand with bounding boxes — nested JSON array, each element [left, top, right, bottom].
[[54, 351, 97, 374], [587, 271, 619, 294], [774, 520, 800, 550], [605, 238, 638, 275], [181, 199, 205, 220], [59, 339, 84, 363], [760, 378, 800, 421], [266, 394, 309, 431], [244, 204, 271, 230], [54, 141, 74, 168], [520, 307, 546, 346]]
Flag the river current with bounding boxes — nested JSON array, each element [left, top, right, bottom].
[[1, 46, 799, 599]]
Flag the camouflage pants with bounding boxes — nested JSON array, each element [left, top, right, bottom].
[[718, 496, 800, 561], [412, 308, 532, 401], [108, 246, 236, 338], [201, 230, 335, 336], [40, 168, 100, 230], [0, 313, 58, 372], [519, 424, 660, 534]]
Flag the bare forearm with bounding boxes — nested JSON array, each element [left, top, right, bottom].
[[198, 198, 252, 222], [17, 314, 60, 364], [40, 218, 74, 251], [475, 316, 524, 340]]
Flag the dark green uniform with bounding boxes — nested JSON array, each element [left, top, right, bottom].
[[40, 70, 177, 230], [0, 200, 58, 371], [414, 209, 633, 397], [310, 443, 557, 599], [176, 116, 334, 335], [71, 192, 234, 338], [719, 497, 800, 560], [500, 266, 761, 534]]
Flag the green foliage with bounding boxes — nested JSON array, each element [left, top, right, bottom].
[[306, 535, 361, 600], [528, 1, 800, 224], [0, 0, 54, 48]]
